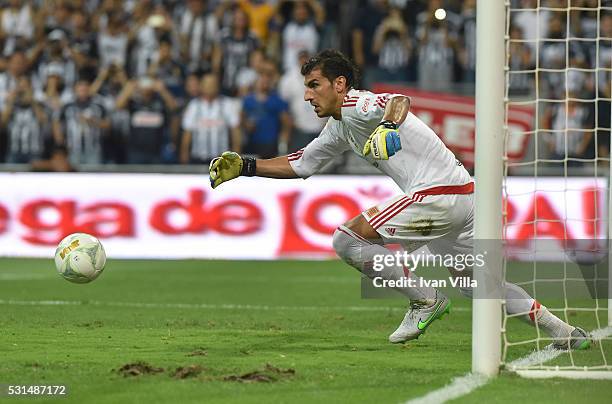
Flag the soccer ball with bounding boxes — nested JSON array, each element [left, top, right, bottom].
[[54, 233, 106, 283]]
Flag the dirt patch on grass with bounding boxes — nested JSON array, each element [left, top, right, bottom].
[[24, 362, 42, 369], [171, 365, 203, 379], [116, 362, 164, 377], [223, 364, 295, 383], [186, 348, 208, 357], [77, 320, 104, 328]]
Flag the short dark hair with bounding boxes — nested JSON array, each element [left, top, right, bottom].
[[301, 49, 359, 89]]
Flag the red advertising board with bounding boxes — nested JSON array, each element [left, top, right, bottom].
[[372, 85, 534, 168], [0, 174, 605, 260]]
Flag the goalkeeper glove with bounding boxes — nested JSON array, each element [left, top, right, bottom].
[[209, 151, 256, 189], [362, 120, 402, 160]]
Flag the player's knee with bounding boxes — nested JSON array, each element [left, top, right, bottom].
[[332, 226, 351, 259], [342, 214, 379, 241]]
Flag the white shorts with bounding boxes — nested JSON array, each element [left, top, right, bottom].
[[362, 183, 474, 258]]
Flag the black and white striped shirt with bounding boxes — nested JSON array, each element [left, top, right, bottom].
[[5, 103, 48, 162], [178, 10, 218, 70], [97, 31, 128, 68], [59, 99, 107, 165], [217, 28, 259, 94], [378, 35, 410, 71], [182, 97, 239, 162]]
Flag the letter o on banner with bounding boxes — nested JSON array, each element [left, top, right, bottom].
[[303, 194, 361, 235]]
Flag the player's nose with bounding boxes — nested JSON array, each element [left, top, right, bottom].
[[303, 89, 313, 102]]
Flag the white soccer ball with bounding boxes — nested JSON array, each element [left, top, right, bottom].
[[54, 233, 106, 284]]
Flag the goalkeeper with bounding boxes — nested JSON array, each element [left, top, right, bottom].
[[209, 49, 588, 350]]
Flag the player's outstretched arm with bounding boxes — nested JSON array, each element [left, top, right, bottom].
[[363, 96, 411, 160], [209, 152, 298, 189]]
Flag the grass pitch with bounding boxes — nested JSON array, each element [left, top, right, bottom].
[[0, 258, 610, 403]]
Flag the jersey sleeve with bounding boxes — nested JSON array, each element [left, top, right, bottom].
[[342, 92, 406, 123], [288, 120, 349, 179]]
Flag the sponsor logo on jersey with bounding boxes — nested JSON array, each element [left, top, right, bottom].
[[355, 96, 372, 116], [365, 207, 380, 218], [361, 98, 370, 113], [405, 218, 434, 236]]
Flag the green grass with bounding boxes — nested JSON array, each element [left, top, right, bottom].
[[0, 259, 610, 403]]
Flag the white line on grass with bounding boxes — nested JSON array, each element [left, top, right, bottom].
[[0, 299, 470, 313], [590, 326, 612, 341], [405, 373, 490, 404], [404, 325, 612, 404], [0, 274, 55, 280], [505, 345, 563, 369]]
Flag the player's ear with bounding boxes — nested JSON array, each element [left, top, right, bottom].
[[334, 76, 347, 93]]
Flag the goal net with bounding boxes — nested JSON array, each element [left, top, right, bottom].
[[502, 0, 612, 378]]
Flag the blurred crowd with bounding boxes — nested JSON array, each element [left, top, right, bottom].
[[0, 0, 609, 171], [507, 0, 611, 166]]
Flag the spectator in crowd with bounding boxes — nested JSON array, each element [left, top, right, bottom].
[[53, 77, 110, 166], [279, 50, 325, 151], [281, 0, 324, 72], [0, 50, 28, 110], [39, 0, 74, 36], [31, 29, 77, 97], [131, 8, 174, 77], [371, 6, 413, 83], [97, 10, 129, 70], [596, 13, 611, 161], [351, 0, 388, 86], [570, 0, 599, 39], [0, 0, 34, 56], [181, 73, 241, 164], [512, 0, 544, 53], [90, 63, 130, 163], [539, 14, 590, 100], [90, 63, 130, 114], [508, 24, 534, 95], [539, 14, 567, 100], [177, 0, 218, 73], [93, 0, 125, 31], [148, 39, 185, 98], [182, 71, 202, 106], [69, 8, 99, 72], [542, 93, 595, 165], [242, 60, 291, 158], [116, 77, 178, 164], [1, 76, 49, 163], [416, 1, 457, 91], [238, 0, 277, 44], [236, 47, 265, 97], [34, 65, 72, 116], [593, 12, 612, 72], [213, 7, 259, 96], [458, 0, 476, 82]]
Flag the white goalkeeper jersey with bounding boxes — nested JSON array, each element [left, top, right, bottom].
[[288, 89, 472, 194]]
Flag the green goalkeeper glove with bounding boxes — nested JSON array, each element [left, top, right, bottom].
[[209, 152, 256, 189], [362, 121, 402, 160]]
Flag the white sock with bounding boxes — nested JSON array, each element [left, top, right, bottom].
[[504, 282, 574, 339], [332, 225, 437, 302]]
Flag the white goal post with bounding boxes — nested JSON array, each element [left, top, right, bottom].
[[474, 0, 612, 378], [473, 0, 505, 377]]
